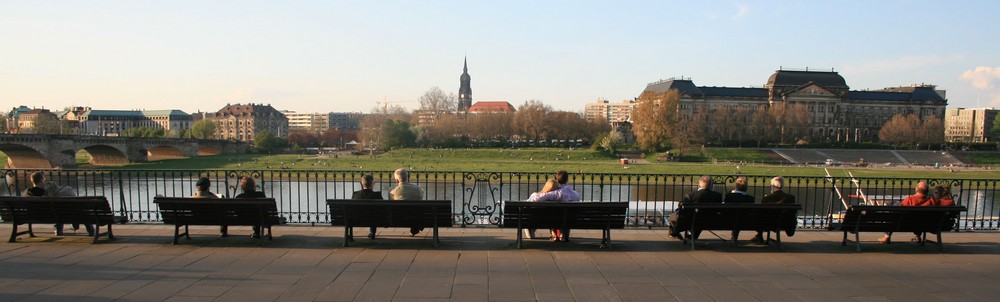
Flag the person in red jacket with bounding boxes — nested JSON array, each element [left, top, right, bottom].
[[930, 185, 956, 206], [880, 181, 933, 243]]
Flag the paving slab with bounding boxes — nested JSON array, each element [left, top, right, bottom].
[[0, 224, 999, 301]]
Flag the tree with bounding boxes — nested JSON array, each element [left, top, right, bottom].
[[991, 116, 1000, 142], [513, 100, 552, 142], [121, 127, 165, 138], [418, 87, 456, 113], [380, 119, 416, 150], [360, 104, 412, 150], [254, 131, 286, 153], [919, 116, 944, 146], [599, 131, 623, 152], [879, 113, 922, 147], [191, 119, 217, 139], [631, 90, 680, 151]]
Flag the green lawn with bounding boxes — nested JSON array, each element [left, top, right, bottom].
[[3, 148, 998, 179]]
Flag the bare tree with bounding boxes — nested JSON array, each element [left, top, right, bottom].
[[878, 113, 921, 147], [919, 115, 944, 146], [418, 87, 456, 113], [513, 100, 552, 142]]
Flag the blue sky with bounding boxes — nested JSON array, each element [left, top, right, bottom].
[[2, 1, 1000, 114]]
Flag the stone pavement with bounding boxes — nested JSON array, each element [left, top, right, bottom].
[[1, 224, 999, 302]]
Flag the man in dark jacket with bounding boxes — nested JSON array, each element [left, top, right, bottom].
[[723, 177, 754, 242], [352, 174, 383, 239], [668, 175, 722, 239], [751, 176, 797, 243]]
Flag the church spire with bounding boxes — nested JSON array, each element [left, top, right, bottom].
[[459, 56, 472, 111]]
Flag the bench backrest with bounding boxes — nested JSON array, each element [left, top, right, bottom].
[[501, 201, 629, 229], [0, 196, 115, 225], [326, 199, 453, 227], [154, 197, 281, 226], [841, 205, 966, 233], [674, 203, 802, 232]]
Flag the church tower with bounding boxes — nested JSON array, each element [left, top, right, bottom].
[[458, 57, 473, 111]]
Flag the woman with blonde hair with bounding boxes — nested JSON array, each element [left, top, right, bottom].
[[525, 179, 561, 240]]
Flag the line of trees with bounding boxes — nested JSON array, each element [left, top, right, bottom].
[[631, 89, 949, 153], [357, 88, 610, 151]]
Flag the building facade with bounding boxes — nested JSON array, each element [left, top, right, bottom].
[[641, 69, 948, 142], [584, 99, 637, 123], [328, 112, 364, 130], [73, 109, 192, 136], [284, 111, 329, 131], [211, 103, 288, 141], [944, 108, 999, 143]]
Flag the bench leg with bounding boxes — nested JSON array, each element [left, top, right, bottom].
[[775, 230, 783, 251], [106, 223, 115, 240], [8, 224, 17, 243], [184, 225, 190, 240], [854, 232, 862, 252], [516, 227, 523, 249], [91, 224, 100, 244], [937, 232, 944, 252], [172, 225, 180, 245], [343, 226, 350, 247], [27, 224, 35, 237], [689, 231, 696, 250], [433, 227, 439, 248]]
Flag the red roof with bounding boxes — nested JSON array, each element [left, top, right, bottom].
[[468, 101, 515, 113]]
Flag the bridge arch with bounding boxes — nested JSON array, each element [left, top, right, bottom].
[[198, 146, 222, 156], [147, 145, 188, 160], [0, 144, 54, 169], [80, 144, 130, 166]]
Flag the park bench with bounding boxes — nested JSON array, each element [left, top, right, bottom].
[[326, 199, 453, 248], [154, 197, 281, 244], [829, 205, 967, 252], [502, 201, 628, 249], [0, 196, 120, 244], [671, 203, 801, 250]]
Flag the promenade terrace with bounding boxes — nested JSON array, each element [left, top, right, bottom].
[[1, 225, 1000, 301]]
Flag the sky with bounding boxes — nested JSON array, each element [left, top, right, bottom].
[[3, 1, 1000, 114]]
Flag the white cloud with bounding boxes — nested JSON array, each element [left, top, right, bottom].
[[734, 4, 750, 20], [960, 66, 1000, 90], [842, 54, 964, 74]]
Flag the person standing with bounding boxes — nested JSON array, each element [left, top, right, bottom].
[[234, 176, 266, 238], [352, 174, 383, 239], [389, 168, 424, 236], [668, 175, 723, 240], [723, 177, 754, 242]]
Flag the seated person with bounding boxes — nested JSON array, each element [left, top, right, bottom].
[[752, 176, 796, 243], [668, 176, 722, 240], [234, 176, 266, 238], [390, 168, 425, 236], [930, 185, 955, 206], [526, 179, 560, 240], [351, 174, 383, 240], [191, 177, 225, 236], [881, 181, 941, 243], [21, 171, 47, 197], [723, 177, 754, 242]]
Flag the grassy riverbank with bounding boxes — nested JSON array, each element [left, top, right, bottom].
[[4, 148, 999, 178]]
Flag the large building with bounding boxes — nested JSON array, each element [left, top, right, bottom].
[[210, 103, 288, 141], [584, 99, 637, 123], [284, 111, 329, 131], [68, 108, 192, 136], [467, 101, 515, 114], [944, 108, 999, 143], [328, 112, 364, 130], [15, 109, 60, 134], [641, 69, 948, 142]]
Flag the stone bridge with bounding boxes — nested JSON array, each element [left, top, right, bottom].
[[0, 134, 250, 168]]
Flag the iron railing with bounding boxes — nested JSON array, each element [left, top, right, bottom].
[[2, 168, 998, 230]]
